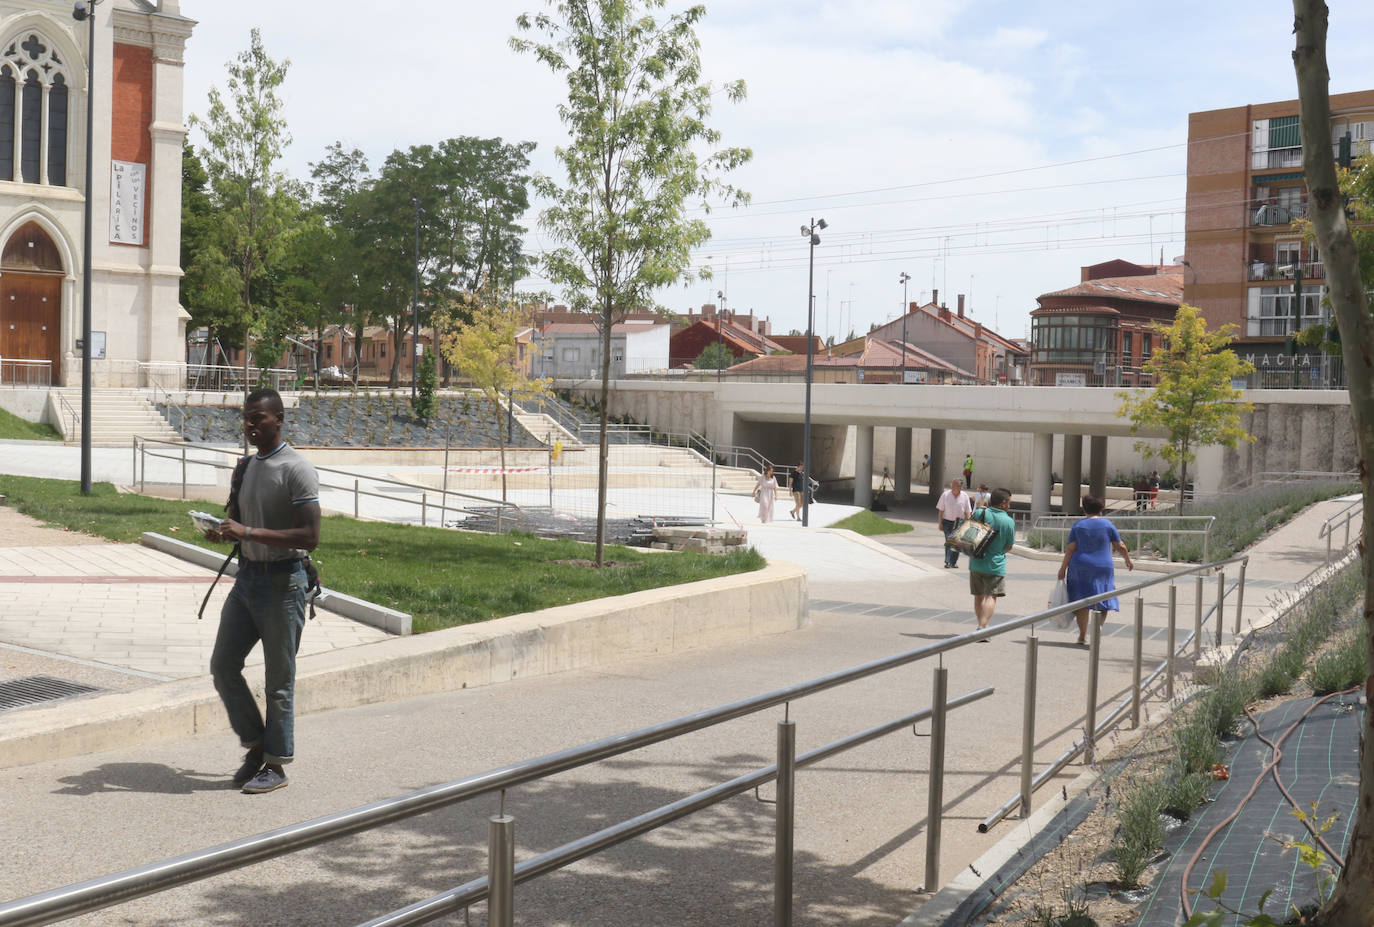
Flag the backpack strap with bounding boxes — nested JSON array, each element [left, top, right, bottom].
[[198, 455, 252, 621]]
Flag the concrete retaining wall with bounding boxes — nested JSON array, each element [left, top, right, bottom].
[[0, 560, 807, 768]]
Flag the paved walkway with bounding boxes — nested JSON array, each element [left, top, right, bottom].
[[0, 452, 1357, 926]]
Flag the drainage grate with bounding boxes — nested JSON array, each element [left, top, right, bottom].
[[0, 675, 102, 711]]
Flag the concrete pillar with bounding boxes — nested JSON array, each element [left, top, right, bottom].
[[855, 424, 874, 508], [894, 427, 912, 501], [1062, 434, 1083, 515], [1089, 435, 1108, 499], [928, 428, 946, 498], [1031, 432, 1053, 521]]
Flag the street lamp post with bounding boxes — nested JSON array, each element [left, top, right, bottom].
[[898, 271, 910, 385], [411, 198, 420, 400], [801, 217, 826, 527], [73, 0, 100, 495], [716, 289, 726, 383]]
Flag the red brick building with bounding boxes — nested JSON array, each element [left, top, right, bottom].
[[1184, 89, 1374, 349], [1028, 260, 1183, 387]]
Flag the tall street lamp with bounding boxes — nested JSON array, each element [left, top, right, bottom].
[[411, 198, 420, 400], [801, 217, 826, 527], [73, 0, 100, 495], [898, 271, 910, 385]]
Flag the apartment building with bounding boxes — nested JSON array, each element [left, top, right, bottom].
[[1184, 89, 1374, 355]]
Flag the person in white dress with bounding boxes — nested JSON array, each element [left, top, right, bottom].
[[755, 465, 780, 523]]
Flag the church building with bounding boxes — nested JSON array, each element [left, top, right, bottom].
[[0, 0, 192, 387]]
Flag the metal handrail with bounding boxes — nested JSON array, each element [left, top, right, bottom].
[[0, 551, 1250, 927], [0, 357, 52, 387], [1030, 513, 1215, 562], [1318, 496, 1363, 563], [52, 390, 79, 438], [147, 382, 186, 436], [130, 436, 521, 530]]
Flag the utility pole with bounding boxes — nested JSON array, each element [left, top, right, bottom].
[[898, 271, 910, 385]]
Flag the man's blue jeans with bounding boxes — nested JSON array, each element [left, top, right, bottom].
[[211, 561, 308, 765], [941, 518, 959, 567]]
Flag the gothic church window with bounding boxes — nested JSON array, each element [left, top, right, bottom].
[[0, 33, 71, 186]]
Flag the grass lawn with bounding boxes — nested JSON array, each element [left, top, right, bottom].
[[829, 509, 914, 536], [0, 474, 766, 633], [0, 407, 60, 441]]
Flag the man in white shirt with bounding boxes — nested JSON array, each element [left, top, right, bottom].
[[935, 478, 973, 568]]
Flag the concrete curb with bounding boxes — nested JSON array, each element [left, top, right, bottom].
[[819, 526, 939, 573], [140, 532, 413, 635], [0, 560, 807, 769]]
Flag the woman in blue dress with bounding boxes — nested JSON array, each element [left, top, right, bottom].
[[1056, 494, 1134, 645]]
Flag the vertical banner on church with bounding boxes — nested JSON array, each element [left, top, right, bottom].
[[109, 161, 147, 245]]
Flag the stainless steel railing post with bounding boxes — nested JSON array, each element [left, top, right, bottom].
[[1021, 635, 1038, 819], [354, 479, 359, 518], [1166, 584, 1177, 701], [924, 666, 948, 893], [1194, 575, 1204, 658], [1215, 571, 1226, 648], [774, 718, 796, 927], [1327, 529, 1333, 564], [421, 492, 427, 527], [1085, 618, 1101, 766], [1233, 561, 1246, 634], [1131, 595, 1144, 728], [488, 813, 515, 927], [181, 445, 187, 500]]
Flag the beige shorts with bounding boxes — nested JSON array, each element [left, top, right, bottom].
[[969, 571, 1006, 597]]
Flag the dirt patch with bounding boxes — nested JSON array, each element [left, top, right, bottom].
[[552, 559, 640, 569], [0, 504, 104, 547]]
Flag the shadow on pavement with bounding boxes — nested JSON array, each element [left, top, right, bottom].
[[54, 762, 226, 796], [179, 762, 923, 927]]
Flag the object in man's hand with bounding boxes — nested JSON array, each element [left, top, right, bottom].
[[189, 511, 224, 534]]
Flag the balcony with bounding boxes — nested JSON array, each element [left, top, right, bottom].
[[1251, 202, 1307, 227], [1247, 261, 1326, 281]]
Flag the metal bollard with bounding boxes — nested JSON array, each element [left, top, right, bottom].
[[774, 719, 796, 927], [924, 667, 948, 893], [1234, 561, 1246, 635], [1166, 584, 1177, 701], [1215, 571, 1226, 648], [1021, 635, 1039, 819], [1131, 595, 1144, 728], [1085, 618, 1101, 765], [488, 814, 515, 927], [1194, 575, 1204, 659]]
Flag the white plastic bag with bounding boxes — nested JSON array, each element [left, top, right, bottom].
[[1048, 580, 1074, 629]]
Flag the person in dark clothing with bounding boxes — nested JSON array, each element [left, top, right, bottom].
[[205, 389, 321, 794]]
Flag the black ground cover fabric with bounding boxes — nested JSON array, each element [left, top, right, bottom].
[[1131, 692, 1363, 927]]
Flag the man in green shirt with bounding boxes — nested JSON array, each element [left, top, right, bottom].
[[968, 487, 1015, 638]]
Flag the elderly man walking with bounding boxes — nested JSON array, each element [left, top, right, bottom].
[[935, 478, 973, 569]]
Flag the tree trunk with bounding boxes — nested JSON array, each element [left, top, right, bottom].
[[497, 394, 509, 504], [1179, 441, 1189, 513], [1293, 4, 1374, 924], [594, 301, 613, 567]]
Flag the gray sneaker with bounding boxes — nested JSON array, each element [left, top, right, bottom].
[[242, 766, 288, 794], [231, 748, 264, 788]]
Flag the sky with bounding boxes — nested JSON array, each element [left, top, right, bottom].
[[178, 1, 1374, 344]]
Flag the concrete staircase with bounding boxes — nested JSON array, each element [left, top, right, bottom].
[[509, 405, 581, 447], [50, 389, 184, 446]]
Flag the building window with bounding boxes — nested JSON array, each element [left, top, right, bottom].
[[1141, 334, 1152, 360], [561, 347, 579, 363], [379, 341, 386, 358], [0, 34, 71, 186]]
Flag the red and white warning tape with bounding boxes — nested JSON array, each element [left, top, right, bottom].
[[445, 465, 545, 474]]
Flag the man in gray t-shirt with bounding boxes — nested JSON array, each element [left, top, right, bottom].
[[206, 388, 320, 794]]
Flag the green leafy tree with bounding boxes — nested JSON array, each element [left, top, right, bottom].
[[190, 29, 297, 401], [438, 284, 549, 501], [692, 340, 735, 370], [1117, 304, 1255, 511], [1292, 4, 1374, 922], [309, 142, 375, 383], [412, 352, 438, 423], [179, 142, 237, 361], [512, 0, 751, 564]]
